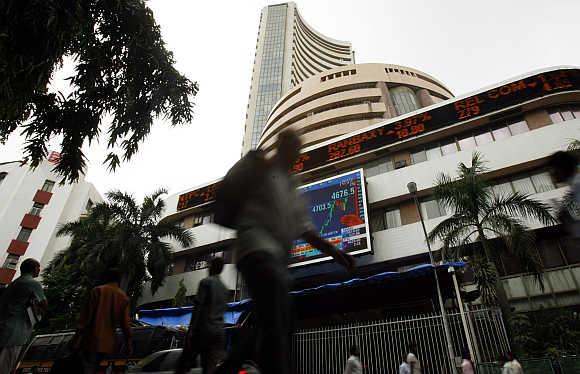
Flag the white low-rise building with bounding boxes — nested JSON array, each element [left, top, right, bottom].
[[0, 152, 102, 284]]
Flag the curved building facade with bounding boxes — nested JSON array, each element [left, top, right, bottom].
[[242, 2, 353, 154], [258, 63, 454, 152]]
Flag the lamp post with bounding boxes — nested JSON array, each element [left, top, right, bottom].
[[407, 181, 456, 372]]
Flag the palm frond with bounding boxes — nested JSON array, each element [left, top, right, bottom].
[[485, 192, 556, 227]]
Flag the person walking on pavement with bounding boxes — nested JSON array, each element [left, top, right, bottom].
[[461, 351, 476, 374], [76, 269, 132, 374], [399, 355, 411, 374], [502, 352, 523, 374], [342, 344, 362, 374], [218, 129, 355, 374], [176, 257, 229, 374], [406, 342, 421, 374], [0, 258, 47, 374]]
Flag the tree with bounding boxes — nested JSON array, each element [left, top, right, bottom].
[[44, 188, 193, 316], [0, 0, 198, 183], [427, 153, 556, 323], [172, 279, 188, 307]]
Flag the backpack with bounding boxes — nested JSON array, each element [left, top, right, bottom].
[[214, 150, 269, 228]]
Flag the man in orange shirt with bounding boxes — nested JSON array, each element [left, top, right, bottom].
[[76, 269, 132, 374]]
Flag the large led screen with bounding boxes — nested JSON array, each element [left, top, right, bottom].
[[289, 169, 371, 267]]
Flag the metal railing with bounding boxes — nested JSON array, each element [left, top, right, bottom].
[[291, 306, 510, 374]]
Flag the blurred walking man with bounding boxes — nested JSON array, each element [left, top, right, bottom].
[[0, 259, 46, 374], [76, 269, 132, 374], [342, 345, 362, 374], [176, 257, 228, 374], [220, 129, 355, 374]]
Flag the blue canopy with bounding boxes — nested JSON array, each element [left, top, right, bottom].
[[138, 262, 465, 327]]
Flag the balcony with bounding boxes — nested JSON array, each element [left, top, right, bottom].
[[7, 239, 29, 256], [33, 190, 52, 205], [21, 213, 41, 229]]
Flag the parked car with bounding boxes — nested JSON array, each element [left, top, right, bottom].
[[17, 324, 185, 373]]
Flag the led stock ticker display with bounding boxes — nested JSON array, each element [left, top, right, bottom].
[[177, 68, 580, 211], [289, 169, 371, 267]]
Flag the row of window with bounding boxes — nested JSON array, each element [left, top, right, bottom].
[[371, 170, 557, 232], [365, 105, 578, 179], [320, 69, 357, 82], [410, 118, 530, 165]]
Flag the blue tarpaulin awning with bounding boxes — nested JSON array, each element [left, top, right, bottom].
[[138, 262, 465, 327]]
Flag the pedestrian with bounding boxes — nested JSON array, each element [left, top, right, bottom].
[[0, 258, 47, 374], [217, 129, 355, 374], [176, 257, 228, 374], [548, 151, 580, 237], [75, 269, 132, 374], [398, 353, 410, 374], [342, 344, 362, 374], [406, 342, 421, 374], [461, 350, 476, 374], [502, 352, 523, 374]]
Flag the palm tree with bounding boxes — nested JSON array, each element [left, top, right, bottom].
[[427, 153, 556, 323], [50, 188, 193, 309]]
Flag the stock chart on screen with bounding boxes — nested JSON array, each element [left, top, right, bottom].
[[289, 169, 371, 267]]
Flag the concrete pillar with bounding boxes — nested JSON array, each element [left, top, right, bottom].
[[416, 88, 435, 108], [377, 82, 398, 119]]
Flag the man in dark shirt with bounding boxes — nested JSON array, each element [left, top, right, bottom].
[[0, 259, 46, 374], [77, 269, 132, 374], [222, 129, 355, 374], [176, 257, 228, 374]]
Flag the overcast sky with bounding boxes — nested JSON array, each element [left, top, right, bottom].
[[1, 0, 579, 201]]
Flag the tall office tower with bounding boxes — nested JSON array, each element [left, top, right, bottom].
[[241, 2, 354, 154]]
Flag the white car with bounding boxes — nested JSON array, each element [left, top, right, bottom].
[[127, 349, 201, 374]]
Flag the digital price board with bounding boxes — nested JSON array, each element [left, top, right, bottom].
[[177, 67, 580, 211], [289, 169, 371, 267]]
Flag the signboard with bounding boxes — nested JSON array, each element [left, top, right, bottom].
[[177, 68, 580, 211], [289, 169, 371, 267]]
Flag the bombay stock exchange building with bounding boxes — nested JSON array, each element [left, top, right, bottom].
[[241, 2, 354, 154], [139, 1, 580, 334]]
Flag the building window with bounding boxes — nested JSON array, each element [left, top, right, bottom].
[[3, 254, 20, 270], [441, 141, 458, 155], [538, 241, 566, 268], [425, 145, 442, 160], [41, 180, 55, 193], [507, 119, 529, 135], [29, 203, 44, 216], [491, 181, 513, 197], [492, 126, 511, 141], [85, 199, 94, 212], [0, 172, 6, 185], [193, 212, 214, 227], [365, 156, 394, 177], [390, 86, 420, 116], [474, 130, 493, 146], [549, 106, 580, 123], [421, 198, 446, 220], [458, 135, 476, 151], [385, 208, 402, 229], [410, 149, 427, 164], [511, 176, 536, 195], [371, 211, 386, 232], [16, 228, 33, 242], [530, 172, 555, 193]]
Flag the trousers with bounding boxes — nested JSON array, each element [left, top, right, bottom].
[[237, 251, 292, 374]]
